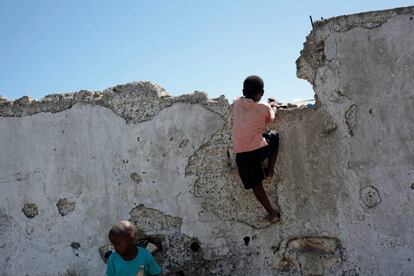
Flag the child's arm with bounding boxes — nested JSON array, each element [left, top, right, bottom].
[[265, 102, 276, 123], [269, 100, 278, 115]]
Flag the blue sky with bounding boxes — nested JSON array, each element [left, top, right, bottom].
[[1, 1, 413, 103]]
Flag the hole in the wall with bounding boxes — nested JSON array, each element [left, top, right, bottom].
[[190, 241, 200, 252], [410, 16, 413, 20], [70, 242, 81, 250], [243, 236, 251, 246], [369, 108, 372, 114], [411, 183, 414, 190]]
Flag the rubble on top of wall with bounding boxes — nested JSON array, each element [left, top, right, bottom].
[[0, 81, 229, 124]]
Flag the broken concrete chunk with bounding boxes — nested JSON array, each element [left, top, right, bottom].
[[360, 185, 381, 208], [0, 95, 8, 105], [56, 198, 76, 216], [145, 242, 160, 254], [136, 236, 163, 254], [21, 203, 39, 218], [14, 96, 34, 105]]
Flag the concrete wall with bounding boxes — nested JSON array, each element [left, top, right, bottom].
[[1, 6, 413, 276]]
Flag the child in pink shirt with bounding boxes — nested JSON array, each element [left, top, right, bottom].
[[232, 75, 280, 223]]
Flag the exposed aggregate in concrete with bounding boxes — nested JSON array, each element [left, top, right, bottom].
[[21, 203, 39, 218], [127, 204, 260, 275], [56, 198, 76, 216]]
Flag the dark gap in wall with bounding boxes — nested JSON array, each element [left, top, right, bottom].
[[190, 241, 200, 252], [243, 236, 251, 246], [104, 251, 112, 260]]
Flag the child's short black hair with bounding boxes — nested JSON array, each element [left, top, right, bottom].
[[243, 75, 264, 99]]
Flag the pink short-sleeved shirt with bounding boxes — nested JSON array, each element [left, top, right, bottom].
[[232, 97, 275, 153]]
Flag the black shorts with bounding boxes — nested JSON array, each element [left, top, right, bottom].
[[236, 132, 279, 189]]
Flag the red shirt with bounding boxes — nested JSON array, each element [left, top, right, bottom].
[[232, 97, 275, 153]]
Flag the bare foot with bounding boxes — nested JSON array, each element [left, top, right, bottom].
[[267, 211, 280, 224]]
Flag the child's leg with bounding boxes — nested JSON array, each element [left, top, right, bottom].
[[264, 134, 279, 178], [236, 147, 280, 223], [252, 183, 280, 221], [264, 145, 278, 178]]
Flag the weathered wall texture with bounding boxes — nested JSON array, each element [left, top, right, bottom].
[[0, 6, 413, 276]]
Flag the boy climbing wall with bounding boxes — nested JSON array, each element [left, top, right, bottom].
[[232, 75, 280, 223]]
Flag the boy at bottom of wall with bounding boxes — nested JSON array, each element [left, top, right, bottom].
[[106, 220, 161, 276], [232, 75, 281, 223]]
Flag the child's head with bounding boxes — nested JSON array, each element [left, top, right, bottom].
[[243, 75, 264, 102], [108, 220, 136, 257]]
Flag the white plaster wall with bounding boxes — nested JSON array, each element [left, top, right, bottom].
[[318, 14, 414, 274], [0, 103, 226, 275]]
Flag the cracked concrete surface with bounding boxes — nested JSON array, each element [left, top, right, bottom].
[[0, 5, 414, 276]]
